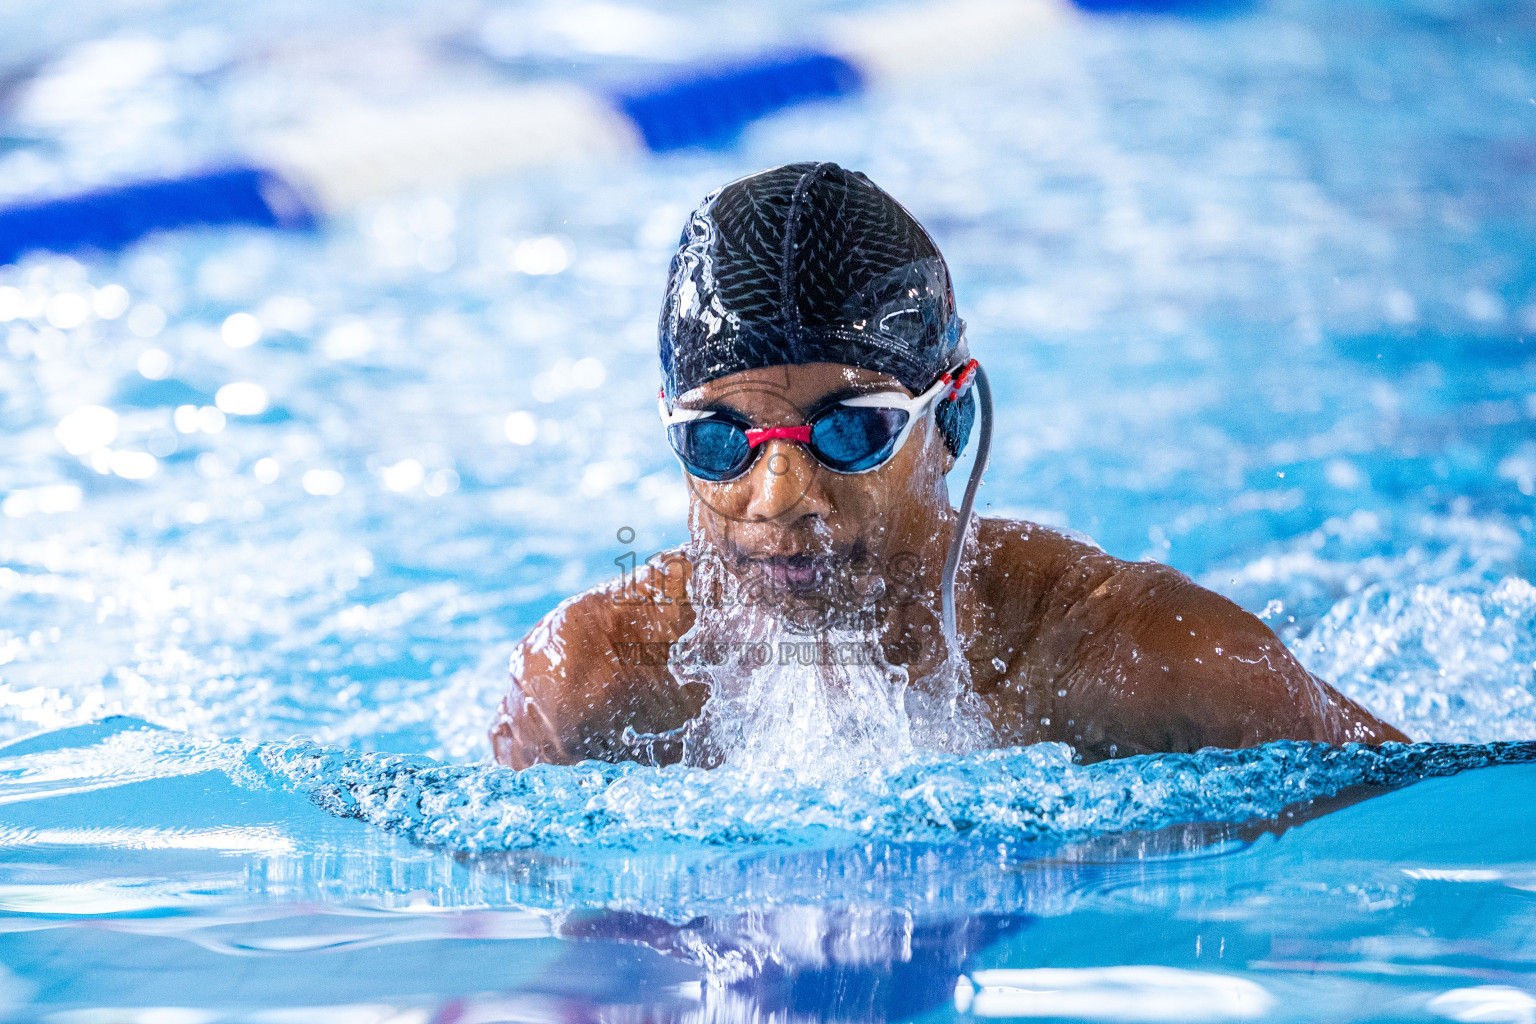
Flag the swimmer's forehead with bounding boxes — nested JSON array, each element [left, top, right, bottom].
[[675, 363, 911, 409]]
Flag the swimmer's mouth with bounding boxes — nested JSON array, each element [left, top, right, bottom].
[[736, 544, 868, 593], [752, 554, 828, 591]]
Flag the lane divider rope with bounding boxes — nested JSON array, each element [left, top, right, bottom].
[[0, 0, 1226, 264]]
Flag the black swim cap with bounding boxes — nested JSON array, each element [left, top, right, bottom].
[[658, 162, 968, 408]]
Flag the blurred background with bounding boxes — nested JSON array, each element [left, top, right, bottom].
[[1, 0, 1534, 758]]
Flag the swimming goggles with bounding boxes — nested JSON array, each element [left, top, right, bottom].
[[659, 360, 979, 482]]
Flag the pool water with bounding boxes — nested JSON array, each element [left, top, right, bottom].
[[2, 0, 1536, 1019]]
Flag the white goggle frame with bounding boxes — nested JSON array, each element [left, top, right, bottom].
[[658, 360, 977, 476]]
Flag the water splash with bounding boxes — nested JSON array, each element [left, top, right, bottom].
[[669, 548, 912, 779], [253, 733, 1536, 856], [674, 616, 918, 779], [1300, 576, 1536, 743], [666, 541, 988, 780]]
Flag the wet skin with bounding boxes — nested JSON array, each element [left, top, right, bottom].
[[490, 363, 1408, 768]]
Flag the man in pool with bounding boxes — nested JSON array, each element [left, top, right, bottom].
[[489, 161, 1407, 768]]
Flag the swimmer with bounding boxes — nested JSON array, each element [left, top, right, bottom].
[[489, 162, 1407, 768]]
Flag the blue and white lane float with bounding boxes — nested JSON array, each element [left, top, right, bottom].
[[0, 0, 1187, 265]]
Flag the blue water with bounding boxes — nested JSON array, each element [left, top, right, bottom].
[[2, 0, 1536, 1019]]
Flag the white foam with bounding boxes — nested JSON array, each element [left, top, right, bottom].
[[1300, 577, 1536, 744]]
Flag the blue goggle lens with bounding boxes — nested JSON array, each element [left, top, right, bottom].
[[810, 406, 909, 473], [668, 419, 752, 481]]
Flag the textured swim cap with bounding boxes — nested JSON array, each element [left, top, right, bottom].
[[659, 165, 991, 638], [658, 162, 968, 407]]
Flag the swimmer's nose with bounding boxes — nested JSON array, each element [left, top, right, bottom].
[[740, 439, 828, 524]]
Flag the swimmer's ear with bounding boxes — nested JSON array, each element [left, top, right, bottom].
[[935, 388, 975, 464]]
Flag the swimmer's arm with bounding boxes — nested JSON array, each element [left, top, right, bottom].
[[1051, 562, 1408, 759], [488, 594, 586, 768], [489, 558, 702, 768]]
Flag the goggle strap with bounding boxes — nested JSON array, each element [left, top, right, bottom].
[[658, 398, 717, 426]]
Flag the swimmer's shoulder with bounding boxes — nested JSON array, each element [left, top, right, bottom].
[[973, 515, 1211, 672], [976, 516, 1223, 617], [495, 548, 701, 766], [974, 517, 1126, 630], [514, 545, 696, 683]]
